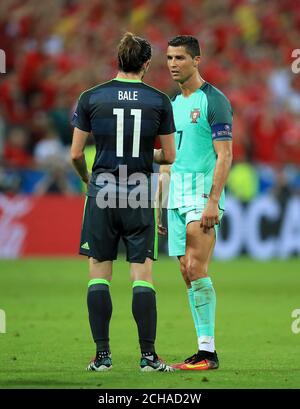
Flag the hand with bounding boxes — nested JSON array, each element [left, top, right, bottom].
[[82, 172, 91, 185], [158, 224, 167, 235], [200, 200, 219, 233], [156, 206, 167, 235]]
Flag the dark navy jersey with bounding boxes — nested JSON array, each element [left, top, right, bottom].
[[71, 78, 175, 197]]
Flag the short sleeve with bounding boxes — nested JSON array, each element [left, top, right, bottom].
[[71, 92, 91, 132], [207, 93, 233, 141], [157, 94, 176, 135]]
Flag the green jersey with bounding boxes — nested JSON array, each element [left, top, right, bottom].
[[168, 82, 233, 209]]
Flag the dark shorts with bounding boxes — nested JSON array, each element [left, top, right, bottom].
[[79, 196, 158, 263]]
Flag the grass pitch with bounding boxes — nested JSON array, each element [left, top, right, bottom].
[[0, 257, 299, 389]]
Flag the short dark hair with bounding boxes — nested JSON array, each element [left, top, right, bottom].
[[168, 35, 201, 58], [118, 32, 152, 73]]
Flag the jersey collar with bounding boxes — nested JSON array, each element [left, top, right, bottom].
[[113, 77, 142, 83]]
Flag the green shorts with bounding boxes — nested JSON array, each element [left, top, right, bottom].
[[167, 206, 224, 257]]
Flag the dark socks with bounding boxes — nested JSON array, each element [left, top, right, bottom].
[[87, 281, 112, 352], [132, 283, 157, 354]]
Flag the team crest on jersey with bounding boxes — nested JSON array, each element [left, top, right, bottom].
[[190, 108, 200, 123]]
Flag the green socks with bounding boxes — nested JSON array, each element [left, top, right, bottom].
[[187, 288, 201, 337], [190, 277, 216, 352]]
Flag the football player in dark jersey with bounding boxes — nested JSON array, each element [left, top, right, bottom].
[[71, 32, 175, 372]]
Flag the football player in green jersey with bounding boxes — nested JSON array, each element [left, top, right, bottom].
[[160, 35, 233, 370]]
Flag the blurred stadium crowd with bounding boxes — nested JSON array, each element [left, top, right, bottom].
[[1, 0, 300, 201]]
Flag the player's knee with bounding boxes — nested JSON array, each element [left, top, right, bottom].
[[179, 258, 190, 285], [130, 258, 153, 282], [179, 257, 186, 275], [89, 272, 112, 281], [130, 270, 153, 283], [185, 255, 208, 281], [180, 267, 190, 287], [89, 258, 112, 280], [131, 272, 149, 282]]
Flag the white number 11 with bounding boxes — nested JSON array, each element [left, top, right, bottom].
[[113, 108, 141, 158]]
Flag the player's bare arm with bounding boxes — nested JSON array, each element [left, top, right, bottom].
[[70, 127, 90, 184], [153, 133, 175, 164], [200, 140, 232, 230], [155, 165, 170, 235]]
